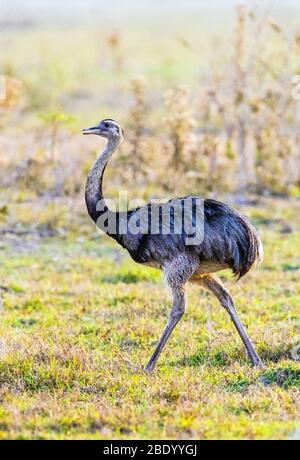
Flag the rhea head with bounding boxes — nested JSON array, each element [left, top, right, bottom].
[[82, 119, 124, 144]]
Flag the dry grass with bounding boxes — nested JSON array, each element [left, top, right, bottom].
[[1, 7, 300, 198]]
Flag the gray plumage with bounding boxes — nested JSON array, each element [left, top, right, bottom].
[[83, 119, 264, 371]]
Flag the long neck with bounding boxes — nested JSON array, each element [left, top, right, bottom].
[[85, 138, 119, 227]]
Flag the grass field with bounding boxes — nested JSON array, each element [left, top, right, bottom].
[[1, 0, 300, 441], [0, 198, 299, 440]]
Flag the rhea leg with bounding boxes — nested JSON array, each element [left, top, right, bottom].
[[201, 275, 262, 366], [145, 256, 198, 372], [145, 287, 185, 372]]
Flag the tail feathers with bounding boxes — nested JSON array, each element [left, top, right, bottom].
[[229, 212, 263, 279], [204, 199, 263, 280]]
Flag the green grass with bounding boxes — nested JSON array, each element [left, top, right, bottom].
[[0, 200, 300, 439], [1, 5, 300, 440]]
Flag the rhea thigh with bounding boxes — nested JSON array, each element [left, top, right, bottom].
[[163, 254, 200, 290], [190, 261, 227, 282]]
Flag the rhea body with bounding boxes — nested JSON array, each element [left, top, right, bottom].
[[83, 119, 263, 371]]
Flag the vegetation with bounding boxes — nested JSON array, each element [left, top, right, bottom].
[[0, 2, 300, 440], [1, 6, 300, 199], [0, 198, 300, 439]]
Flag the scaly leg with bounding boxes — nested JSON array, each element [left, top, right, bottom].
[[201, 275, 263, 366], [145, 256, 198, 372], [145, 287, 185, 372]]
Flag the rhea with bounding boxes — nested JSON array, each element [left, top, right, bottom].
[[83, 119, 263, 371]]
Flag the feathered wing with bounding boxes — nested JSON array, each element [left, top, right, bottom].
[[119, 198, 263, 279]]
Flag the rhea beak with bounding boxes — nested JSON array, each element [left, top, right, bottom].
[[82, 126, 100, 135]]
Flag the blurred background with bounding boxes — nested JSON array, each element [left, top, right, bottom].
[[1, 1, 300, 441], [0, 0, 300, 233]]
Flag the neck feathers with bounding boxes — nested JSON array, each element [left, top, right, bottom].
[[85, 138, 119, 225]]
